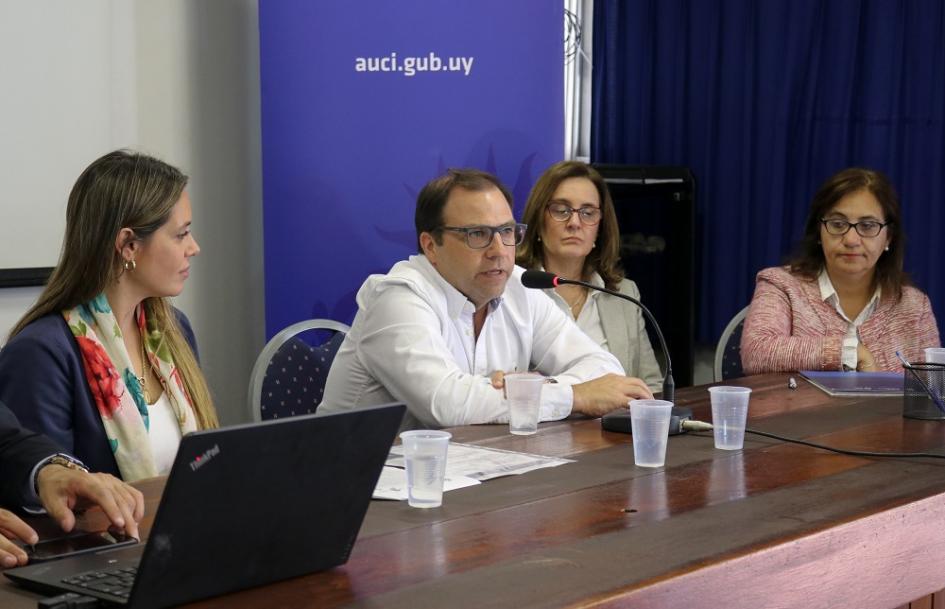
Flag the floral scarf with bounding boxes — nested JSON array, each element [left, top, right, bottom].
[[64, 294, 198, 481]]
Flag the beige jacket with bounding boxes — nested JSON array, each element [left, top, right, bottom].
[[598, 279, 664, 393]]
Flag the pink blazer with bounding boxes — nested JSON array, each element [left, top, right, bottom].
[[741, 266, 941, 374]]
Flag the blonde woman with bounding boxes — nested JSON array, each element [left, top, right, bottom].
[[0, 150, 218, 481]]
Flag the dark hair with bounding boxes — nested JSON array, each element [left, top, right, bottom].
[[788, 167, 907, 300], [11, 149, 218, 429], [516, 161, 624, 290], [414, 168, 513, 250]]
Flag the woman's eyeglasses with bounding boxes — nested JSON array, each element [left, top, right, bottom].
[[820, 218, 888, 238], [547, 202, 602, 225]]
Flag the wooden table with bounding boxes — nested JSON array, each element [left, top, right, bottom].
[[3, 373, 945, 609]]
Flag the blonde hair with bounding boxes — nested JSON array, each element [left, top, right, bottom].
[[11, 149, 217, 429]]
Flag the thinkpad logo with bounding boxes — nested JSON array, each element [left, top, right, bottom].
[[189, 444, 220, 471]]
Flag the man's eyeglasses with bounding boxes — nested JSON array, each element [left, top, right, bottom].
[[547, 202, 602, 225], [820, 218, 889, 238], [438, 223, 527, 249]]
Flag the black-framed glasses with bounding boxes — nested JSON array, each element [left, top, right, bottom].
[[438, 223, 527, 249], [546, 202, 602, 225], [820, 218, 889, 238]]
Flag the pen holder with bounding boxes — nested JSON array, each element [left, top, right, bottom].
[[902, 362, 945, 420]]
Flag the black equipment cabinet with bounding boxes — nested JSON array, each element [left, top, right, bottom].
[[593, 164, 696, 387]]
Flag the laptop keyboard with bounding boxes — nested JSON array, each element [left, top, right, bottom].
[[62, 566, 138, 599]]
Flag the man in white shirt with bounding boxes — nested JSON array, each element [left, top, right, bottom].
[[320, 169, 653, 429]]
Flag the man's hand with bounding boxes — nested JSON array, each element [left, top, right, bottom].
[[36, 466, 144, 540], [0, 509, 36, 568], [489, 370, 506, 390], [572, 373, 654, 417]]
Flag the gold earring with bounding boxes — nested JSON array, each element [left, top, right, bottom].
[[124, 259, 136, 271]]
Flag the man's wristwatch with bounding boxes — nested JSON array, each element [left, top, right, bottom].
[[34, 454, 89, 495], [44, 454, 89, 473]]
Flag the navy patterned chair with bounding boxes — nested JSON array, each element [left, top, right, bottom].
[[713, 306, 750, 382], [248, 319, 350, 421]]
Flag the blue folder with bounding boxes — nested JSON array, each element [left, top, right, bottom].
[[800, 371, 903, 397]]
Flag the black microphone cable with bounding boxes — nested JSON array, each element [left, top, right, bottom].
[[680, 420, 945, 459]]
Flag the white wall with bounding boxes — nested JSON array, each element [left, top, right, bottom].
[[0, 0, 265, 425], [0, 1, 135, 268]]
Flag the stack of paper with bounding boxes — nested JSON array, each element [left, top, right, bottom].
[[373, 442, 574, 501]]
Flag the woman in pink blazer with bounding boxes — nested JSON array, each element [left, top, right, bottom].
[[741, 168, 940, 373]]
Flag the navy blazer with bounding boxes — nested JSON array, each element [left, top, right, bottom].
[[0, 311, 198, 479], [0, 399, 60, 507]]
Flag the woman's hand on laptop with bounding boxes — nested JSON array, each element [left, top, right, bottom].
[[37, 466, 144, 541], [0, 508, 36, 568]]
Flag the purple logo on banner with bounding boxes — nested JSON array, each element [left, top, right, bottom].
[[260, 0, 563, 336]]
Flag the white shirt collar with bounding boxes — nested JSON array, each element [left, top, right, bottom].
[[415, 255, 503, 319], [817, 268, 881, 322], [585, 271, 605, 298]]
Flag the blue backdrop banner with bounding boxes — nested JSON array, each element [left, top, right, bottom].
[[259, 1, 563, 336]]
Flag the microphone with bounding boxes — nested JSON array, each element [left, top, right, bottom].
[[520, 270, 562, 289], [521, 270, 689, 434]]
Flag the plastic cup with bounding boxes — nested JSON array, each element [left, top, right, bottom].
[[399, 430, 451, 508], [709, 386, 752, 450], [924, 348, 945, 364], [505, 373, 545, 435], [629, 399, 673, 467]]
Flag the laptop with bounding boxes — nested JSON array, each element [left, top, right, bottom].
[[6, 403, 405, 608]]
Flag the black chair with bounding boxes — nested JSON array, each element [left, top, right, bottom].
[[713, 306, 750, 382], [248, 319, 350, 421]]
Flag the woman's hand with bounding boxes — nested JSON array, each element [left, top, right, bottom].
[[856, 343, 877, 371]]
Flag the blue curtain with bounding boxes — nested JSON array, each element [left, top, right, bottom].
[[592, 0, 945, 344]]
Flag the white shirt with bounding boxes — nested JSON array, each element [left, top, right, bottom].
[[146, 391, 183, 475], [319, 255, 625, 429], [543, 270, 608, 349], [818, 270, 881, 370]]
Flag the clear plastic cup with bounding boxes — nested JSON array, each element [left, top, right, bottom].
[[709, 386, 752, 450], [629, 399, 673, 467], [504, 373, 545, 435], [924, 348, 945, 364], [399, 430, 451, 508]]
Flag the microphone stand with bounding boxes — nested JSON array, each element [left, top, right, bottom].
[[550, 276, 691, 435], [553, 276, 674, 402]]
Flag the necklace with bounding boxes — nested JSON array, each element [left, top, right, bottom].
[[563, 288, 588, 318], [138, 334, 151, 405], [139, 330, 186, 425], [136, 309, 186, 426]]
